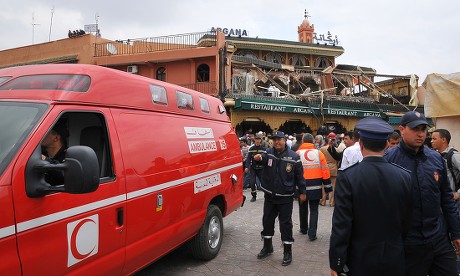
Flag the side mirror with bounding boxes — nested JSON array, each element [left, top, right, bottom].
[[26, 146, 100, 198], [64, 146, 100, 194]]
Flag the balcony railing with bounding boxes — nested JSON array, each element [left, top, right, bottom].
[[180, 81, 218, 96], [94, 32, 217, 57]]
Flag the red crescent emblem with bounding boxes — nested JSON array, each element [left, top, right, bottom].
[[70, 218, 96, 260], [303, 150, 314, 162]]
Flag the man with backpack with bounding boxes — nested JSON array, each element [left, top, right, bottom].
[[431, 129, 460, 202], [431, 128, 460, 273]]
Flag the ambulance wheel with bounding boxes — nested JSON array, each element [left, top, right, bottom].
[[189, 205, 223, 260]]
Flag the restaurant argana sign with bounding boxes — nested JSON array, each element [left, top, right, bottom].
[[237, 100, 382, 118]]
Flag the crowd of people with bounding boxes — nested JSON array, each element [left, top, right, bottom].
[[239, 111, 460, 276]]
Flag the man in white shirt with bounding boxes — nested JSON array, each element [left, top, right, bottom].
[[340, 129, 363, 169]]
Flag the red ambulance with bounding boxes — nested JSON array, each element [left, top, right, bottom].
[[0, 64, 245, 275]]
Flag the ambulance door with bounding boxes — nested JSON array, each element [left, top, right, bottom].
[[12, 108, 127, 275], [0, 185, 21, 275]]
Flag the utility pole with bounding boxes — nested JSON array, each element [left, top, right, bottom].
[[95, 13, 100, 37], [48, 6, 55, 42], [32, 13, 40, 45]]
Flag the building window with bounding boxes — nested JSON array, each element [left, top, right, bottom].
[[197, 64, 210, 82], [315, 57, 330, 68], [265, 52, 284, 64], [398, 87, 408, 96], [236, 50, 258, 59], [176, 90, 194, 110], [156, 67, 166, 81], [291, 55, 308, 67]]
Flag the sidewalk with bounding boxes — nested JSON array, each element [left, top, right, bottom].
[[139, 189, 334, 275]]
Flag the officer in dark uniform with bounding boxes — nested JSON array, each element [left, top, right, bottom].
[[385, 111, 460, 276], [329, 117, 412, 276], [245, 133, 266, 202], [253, 131, 306, 266], [41, 121, 69, 185]]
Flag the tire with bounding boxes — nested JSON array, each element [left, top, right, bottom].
[[189, 205, 223, 260]]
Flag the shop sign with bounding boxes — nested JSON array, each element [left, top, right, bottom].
[[242, 102, 317, 114], [327, 108, 382, 118], [238, 100, 382, 118]]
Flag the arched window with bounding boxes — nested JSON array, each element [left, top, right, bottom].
[[291, 54, 308, 67], [156, 67, 166, 81], [197, 64, 210, 82], [265, 52, 284, 64], [236, 50, 258, 59], [315, 57, 330, 68]]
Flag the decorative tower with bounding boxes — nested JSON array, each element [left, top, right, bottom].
[[298, 9, 315, 43]]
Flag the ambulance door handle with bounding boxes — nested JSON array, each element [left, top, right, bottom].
[[117, 207, 124, 227]]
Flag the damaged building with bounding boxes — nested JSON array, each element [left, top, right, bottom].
[[0, 10, 420, 136]]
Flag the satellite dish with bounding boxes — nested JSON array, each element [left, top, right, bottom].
[[106, 43, 117, 55]]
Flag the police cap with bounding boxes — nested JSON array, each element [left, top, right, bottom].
[[271, 131, 285, 139], [400, 111, 429, 128], [355, 117, 394, 140]]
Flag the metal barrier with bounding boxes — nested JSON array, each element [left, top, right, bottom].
[[180, 81, 218, 96], [95, 32, 216, 57]]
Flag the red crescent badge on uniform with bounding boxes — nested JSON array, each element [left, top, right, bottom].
[[434, 171, 439, 182]]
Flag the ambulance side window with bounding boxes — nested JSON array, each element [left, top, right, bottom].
[[176, 91, 194, 110], [150, 84, 168, 105], [199, 97, 210, 113], [52, 112, 114, 181]]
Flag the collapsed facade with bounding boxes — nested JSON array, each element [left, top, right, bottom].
[[0, 11, 421, 135]]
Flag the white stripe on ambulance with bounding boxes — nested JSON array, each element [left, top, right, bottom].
[[13, 162, 241, 234]]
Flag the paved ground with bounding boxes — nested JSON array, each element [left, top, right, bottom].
[[137, 189, 335, 275]]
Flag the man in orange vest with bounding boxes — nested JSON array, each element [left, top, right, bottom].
[[296, 133, 332, 241]]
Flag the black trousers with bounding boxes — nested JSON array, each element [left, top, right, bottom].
[[405, 234, 457, 276], [298, 199, 320, 239], [248, 168, 263, 192], [261, 199, 294, 242]]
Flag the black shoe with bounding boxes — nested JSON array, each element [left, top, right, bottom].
[[250, 197, 256, 202], [257, 238, 273, 259], [299, 229, 307, 235], [282, 244, 292, 266], [309, 236, 317, 241]]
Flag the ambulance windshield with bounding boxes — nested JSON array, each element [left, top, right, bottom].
[[0, 102, 48, 176]]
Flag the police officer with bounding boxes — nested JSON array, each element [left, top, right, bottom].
[[385, 111, 460, 276], [253, 131, 306, 266], [330, 117, 412, 276], [245, 133, 266, 202]]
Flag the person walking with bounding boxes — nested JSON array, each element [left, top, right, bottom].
[[290, 133, 303, 152], [240, 137, 250, 189], [330, 117, 412, 276], [319, 132, 342, 206], [296, 133, 332, 241], [340, 129, 362, 169], [253, 131, 306, 266], [245, 134, 266, 202], [387, 131, 401, 148], [384, 111, 460, 276], [431, 128, 460, 273]]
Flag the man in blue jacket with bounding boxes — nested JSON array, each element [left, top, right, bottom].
[[384, 111, 460, 276], [253, 131, 306, 266]]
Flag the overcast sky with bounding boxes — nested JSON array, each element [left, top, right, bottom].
[[1, 0, 458, 83]]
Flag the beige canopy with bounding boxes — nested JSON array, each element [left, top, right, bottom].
[[424, 72, 460, 118]]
